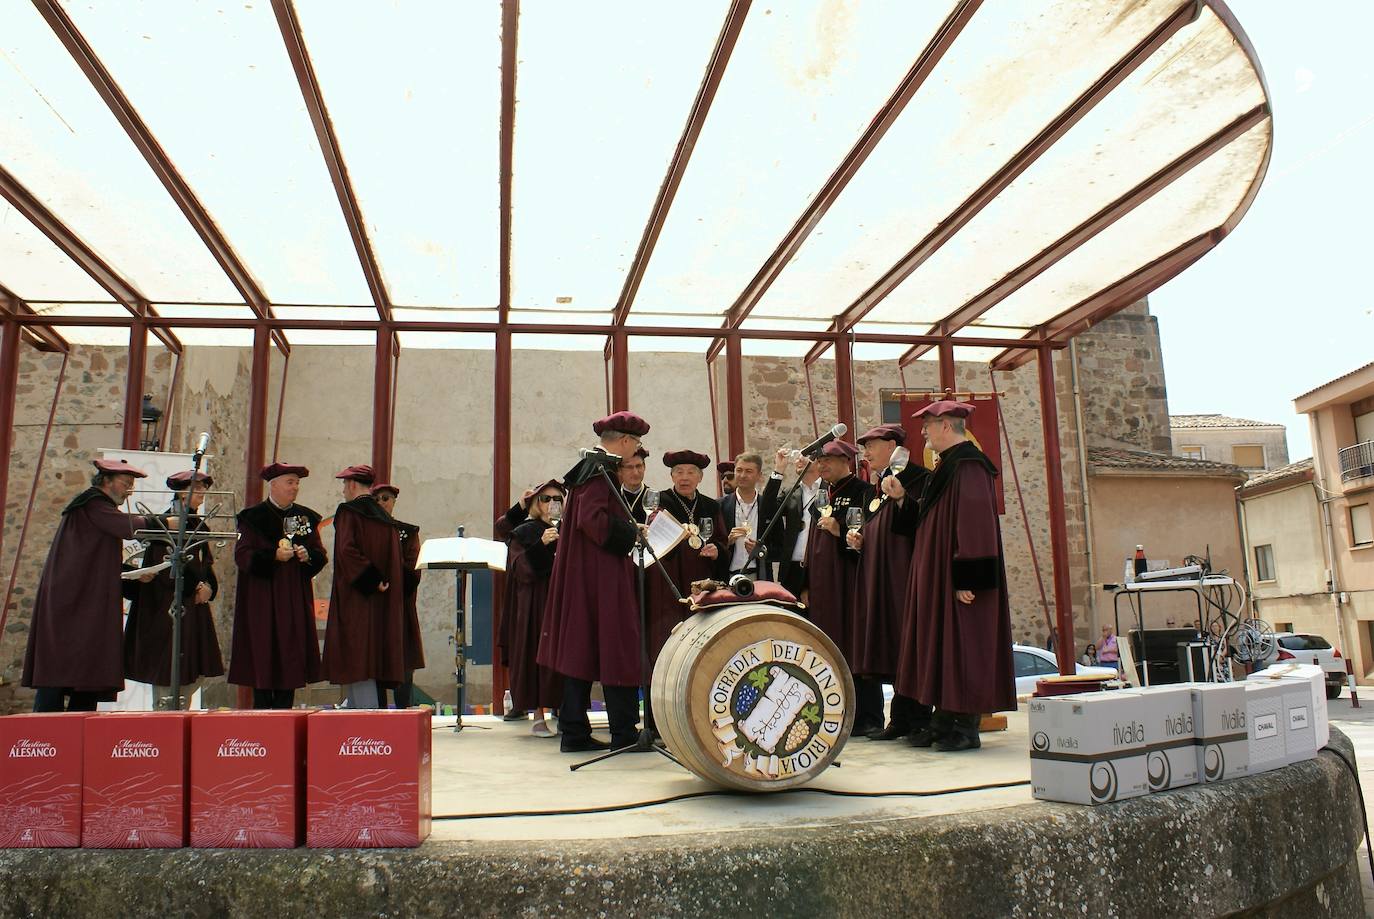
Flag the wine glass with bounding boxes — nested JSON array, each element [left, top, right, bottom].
[[698, 518, 714, 542], [547, 497, 563, 529], [643, 490, 659, 515], [845, 507, 864, 542], [890, 446, 910, 475]]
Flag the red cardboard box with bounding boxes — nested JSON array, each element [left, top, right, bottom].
[[306, 710, 431, 848], [0, 713, 90, 847], [191, 711, 307, 848], [82, 712, 191, 848]]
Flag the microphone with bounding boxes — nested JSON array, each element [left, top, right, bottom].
[[728, 573, 754, 598], [579, 447, 622, 466], [800, 422, 848, 458], [193, 432, 210, 460]]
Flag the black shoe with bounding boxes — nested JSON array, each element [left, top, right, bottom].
[[560, 736, 611, 753], [852, 722, 884, 739], [934, 733, 981, 752], [869, 722, 913, 741], [503, 709, 528, 722], [908, 728, 943, 748]]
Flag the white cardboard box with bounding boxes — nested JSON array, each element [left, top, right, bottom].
[[1190, 683, 1249, 783], [1028, 693, 1148, 806], [1245, 681, 1288, 774], [1127, 685, 1198, 791], [1247, 664, 1326, 760]]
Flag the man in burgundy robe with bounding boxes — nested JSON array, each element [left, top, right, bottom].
[[892, 401, 1016, 752], [23, 459, 169, 712], [228, 463, 328, 709], [322, 464, 407, 709], [372, 483, 425, 708], [805, 439, 878, 734], [644, 449, 724, 735], [848, 425, 930, 740], [538, 411, 648, 753], [123, 470, 224, 706]]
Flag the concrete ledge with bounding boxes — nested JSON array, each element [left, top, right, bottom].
[[0, 731, 1363, 919]]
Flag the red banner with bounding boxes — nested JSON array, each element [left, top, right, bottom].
[[896, 394, 1004, 515]]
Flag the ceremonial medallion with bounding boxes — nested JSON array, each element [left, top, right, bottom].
[[688, 536, 703, 550], [278, 538, 292, 550], [868, 497, 882, 513]]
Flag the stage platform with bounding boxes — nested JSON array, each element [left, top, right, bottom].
[[0, 708, 1364, 918]]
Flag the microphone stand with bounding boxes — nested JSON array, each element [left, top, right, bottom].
[[166, 447, 209, 711], [571, 460, 688, 773]]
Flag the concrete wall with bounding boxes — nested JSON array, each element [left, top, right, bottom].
[[1170, 425, 1289, 471], [1088, 472, 1245, 634]]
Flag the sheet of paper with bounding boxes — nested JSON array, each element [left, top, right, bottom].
[[417, 536, 508, 572], [120, 560, 172, 580], [637, 512, 686, 569]]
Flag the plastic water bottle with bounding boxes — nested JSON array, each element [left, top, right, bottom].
[[503, 689, 513, 716]]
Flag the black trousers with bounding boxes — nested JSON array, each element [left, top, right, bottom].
[[252, 688, 296, 710], [888, 693, 933, 732], [559, 677, 640, 747], [32, 688, 101, 712], [932, 709, 981, 743], [853, 677, 886, 731]]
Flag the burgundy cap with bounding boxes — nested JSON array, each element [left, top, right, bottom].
[[165, 470, 213, 490], [857, 423, 907, 446], [663, 450, 710, 469], [716, 460, 736, 475], [634, 446, 650, 459], [92, 458, 147, 478], [533, 478, 566, 495], [335, 464, 376, 484], [592, 411, 650, 437], [370, 483, 399, 498], [261, 462, 309, 481], [820, 440, 859, 461], [914, 400, 974, 419]]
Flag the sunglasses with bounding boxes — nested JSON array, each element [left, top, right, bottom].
[[537, 494, 561, 503]]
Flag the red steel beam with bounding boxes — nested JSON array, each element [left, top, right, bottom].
[[725, 334, 745, 458], [611, 0, 751, 327], [121, 323, 147, 449], [706, 355, 722, 475], [491, 327, 513, 708], [272, 0, 392, 322], [0, 284, 67, 353], [1037, 345, 1076, 675], [0, 163, 181, 354], [899, 103, 1268, 365], [827, 1, 1203, 342], [938, 340, 955, 393], [0, 321, 20, 558], [989, 230, 1219, 372], [271, 347, 292, 462], [713, 0, 982, 358], [33, 0, 289, 357], [833, 334, 855, 438], [610, 329, 629, 411], [156, 350, 184, 452], [498, 0, 517, 323], [245, 324, 272, 506], [372, 327, 395, 481]]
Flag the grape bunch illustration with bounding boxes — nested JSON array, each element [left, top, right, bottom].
[[784, 718, 811, 750], [734, 667, 771, 716]]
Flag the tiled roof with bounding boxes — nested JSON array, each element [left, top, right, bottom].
[[1295, 360, 1374, 401], [1089, 447, 1247, 478], [1169, 414, 1282, 429], [1236, 458, 1314, 494]]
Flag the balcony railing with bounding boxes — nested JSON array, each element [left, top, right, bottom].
[[1340, 439, 1374, 483]]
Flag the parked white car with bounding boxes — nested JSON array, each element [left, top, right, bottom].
[[1013, 644, 1117, 696], [1256, 632, 1346, 700]]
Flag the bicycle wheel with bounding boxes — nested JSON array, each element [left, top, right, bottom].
[[1231, 618, 1276, 665]]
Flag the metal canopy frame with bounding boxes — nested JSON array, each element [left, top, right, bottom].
[[0, 0, 1273, 698]]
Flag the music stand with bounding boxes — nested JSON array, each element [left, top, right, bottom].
[[570, 458, 689, 773]]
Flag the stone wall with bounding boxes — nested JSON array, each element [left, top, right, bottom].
[[1068, 300, 1172, 454]]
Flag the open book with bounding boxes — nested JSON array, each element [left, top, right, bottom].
[[636, 511, 687, 569], [416, 536, 507, 572]]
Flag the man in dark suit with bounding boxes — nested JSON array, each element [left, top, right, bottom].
[[720, 452, 783, 582], [776, 451, 822, 600]]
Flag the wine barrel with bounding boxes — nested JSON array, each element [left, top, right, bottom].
[[651, 602, 854, 792]]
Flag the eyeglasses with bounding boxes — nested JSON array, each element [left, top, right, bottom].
[[537, 494, 559, 503]]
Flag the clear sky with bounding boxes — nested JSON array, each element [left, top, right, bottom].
[[1150, 0, 1374, 460]]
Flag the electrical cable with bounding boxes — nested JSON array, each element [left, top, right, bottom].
[[1320, 745, 1374, 885], [431, 778, 1032, 821]]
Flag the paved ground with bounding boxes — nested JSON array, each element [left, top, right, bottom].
[[1327, 686, 1374, 917]]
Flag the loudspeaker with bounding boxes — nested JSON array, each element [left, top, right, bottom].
[[1128, 629, 1198, 686]]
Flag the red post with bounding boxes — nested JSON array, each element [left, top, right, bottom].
[[237, 323, 272, 708], [1037, 346, 1076, 675], [0, 321, 20, 558], [833, 334, 855, 438], [725, 334, 745, 458], [491, 328, 512, 710], [610, 329, 629, 411], [938, 340, 956, 394], [372, 327, 394, 481], [122, 322, 147, 449]]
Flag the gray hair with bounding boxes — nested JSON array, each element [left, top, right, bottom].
[[946, 417, 967, 435]]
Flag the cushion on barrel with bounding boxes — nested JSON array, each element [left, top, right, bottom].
[[688, 581, 803, 612]]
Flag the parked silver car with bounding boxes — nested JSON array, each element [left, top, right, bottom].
[[1256, 632, 1346, 700]]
